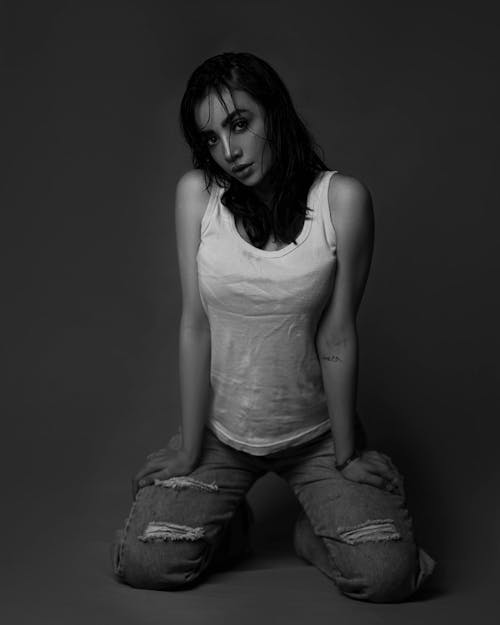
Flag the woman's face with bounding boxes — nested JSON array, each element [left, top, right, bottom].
[[194, 88, 273, 192]]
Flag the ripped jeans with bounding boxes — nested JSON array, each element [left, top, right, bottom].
[[111, 427, 436, 602]]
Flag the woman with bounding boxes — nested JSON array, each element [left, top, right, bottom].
[[111, 52, 436, 601]]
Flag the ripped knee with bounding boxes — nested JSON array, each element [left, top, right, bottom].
[[115, 475, 220, 589], [120, 522, 210, 589], [337, 518, 401, 545], [136, 474, 219, 544], [138, 521, 205, 543], [152, 475, 219, 493], [335, 518, 418, 603]]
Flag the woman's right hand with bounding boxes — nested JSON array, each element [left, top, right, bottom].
[[339, 450, 404, 495], [131, 448, 198, 499]]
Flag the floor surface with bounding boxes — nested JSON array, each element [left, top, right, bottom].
[[3, 533, 498, 625]]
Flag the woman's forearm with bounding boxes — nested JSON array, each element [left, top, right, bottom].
[[316, 328, 359, 466], [178, 322, 212, 465]]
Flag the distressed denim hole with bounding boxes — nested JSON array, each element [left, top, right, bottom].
[[138, 521, 205, 543], [337, 519, 401, 545], [153, 476, 219, 492]]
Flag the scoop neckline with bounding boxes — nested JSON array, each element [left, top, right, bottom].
[[227, 173, 321, 258]]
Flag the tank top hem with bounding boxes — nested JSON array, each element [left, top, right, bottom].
[[207, 418, 332, 456]]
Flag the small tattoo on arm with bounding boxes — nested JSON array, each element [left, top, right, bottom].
[[320, 353, 342, 362]]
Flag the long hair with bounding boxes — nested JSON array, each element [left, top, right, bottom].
[[180, 52, 329, 249]]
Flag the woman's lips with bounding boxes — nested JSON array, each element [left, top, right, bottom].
[[232, 163, 252, 176]]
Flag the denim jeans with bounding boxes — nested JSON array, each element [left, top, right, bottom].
[[112, 427, 436, 602]]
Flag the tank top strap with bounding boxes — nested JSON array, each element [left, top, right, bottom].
[[200, 181, 224, 238], [318, 170, 338, 208], [307, 169, 336, 208], [309, 170, 338, 249]]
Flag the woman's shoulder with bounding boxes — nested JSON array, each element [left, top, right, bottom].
[[328, 171, 372, 203], [176, 168, 211, 203], [174, 169, 216, 243], [327, 171, 373, 224]]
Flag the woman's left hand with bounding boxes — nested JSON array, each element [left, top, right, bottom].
[[339, 450, 404, 495]]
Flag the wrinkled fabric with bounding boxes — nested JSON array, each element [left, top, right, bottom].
[[112, 428, 436, 600], [197, 170, 339, 454]]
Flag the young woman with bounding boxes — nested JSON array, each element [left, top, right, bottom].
[[111, 52, 436, 602]]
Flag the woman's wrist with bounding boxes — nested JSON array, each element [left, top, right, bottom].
[[335, 449, 360, 472], [180, 445, 200, 467]]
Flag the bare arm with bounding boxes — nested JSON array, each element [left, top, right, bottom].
[[132, 170, 212, 494], [315, 174, 400, 492], [175, 170, 213, 465], [315, 174, 374, 464]]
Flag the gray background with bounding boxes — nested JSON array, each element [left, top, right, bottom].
[[3, 1, 499, 623]]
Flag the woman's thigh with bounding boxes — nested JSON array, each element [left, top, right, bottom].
[[278, 435, 435, 602], [112, 429, 261, 590]]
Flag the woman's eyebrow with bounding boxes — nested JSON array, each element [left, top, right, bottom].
[[221, 109, 250, 127], [199, 108, 250, 134]]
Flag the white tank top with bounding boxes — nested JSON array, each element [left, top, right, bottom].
[[197, 170, 338, 455]]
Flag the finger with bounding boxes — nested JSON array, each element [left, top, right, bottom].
[[146, 448, 169, 461], [136, 476, 154, 489], [131, 467, 158, 494], [362, 450, 382, 462], [359, 451, 392, 475], [355, 471, 386, 490], [369, 465, 406, 493], [377, 459, 404, 493], [378, 453, 403, 478], [368, 454, 401, 482], [364, 450, 390, 465], [368, 471, 400, 493], [367, 460, 396, 482], [132, 474, 147, 497], [131, 476, 147, 499], [378, 453, 397, 472], [365, 450, 394, 466], [132, 470, 162, 496], [139, 469, 171, 488], [134, 460, 168, 483]]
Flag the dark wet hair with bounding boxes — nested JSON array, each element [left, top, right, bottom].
[[180, 51, 329, 249]]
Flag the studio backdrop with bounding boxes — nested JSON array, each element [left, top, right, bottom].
[[4, 0, 498, 593]]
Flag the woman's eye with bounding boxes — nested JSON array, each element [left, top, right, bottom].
[[203, 120, 247, 148], [233, 119, 248, 131]]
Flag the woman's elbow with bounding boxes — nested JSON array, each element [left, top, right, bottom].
[[315, 324, 358, 349]]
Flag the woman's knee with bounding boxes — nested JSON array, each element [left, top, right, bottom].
[[111, 486, 215, 590], [113, 524, 212, 590], [337, 543, 421, 603]]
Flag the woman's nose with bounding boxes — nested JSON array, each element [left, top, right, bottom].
[[221, 136, 241, 162]]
